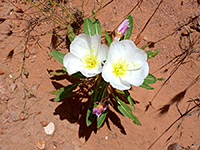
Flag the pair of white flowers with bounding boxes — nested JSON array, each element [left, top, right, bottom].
[[63, 34, 149, 90]]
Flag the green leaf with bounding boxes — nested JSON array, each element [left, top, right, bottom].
[[116, 97, 141, 125], [141, 44, 149, 50], [124, 90, 135, 110], [86, 97, 96, 126], [92, 8, 95, 15], [124, 15, 133, 40], [50, 50, 65, 64], [97, 110, 107, 128], [145, 49, 160, 59], [115, 89, 125, 95], [93, 19, 101, 35], [83, 18, 95, 36], [54, 82, 81, 102], [61, 66, 67, 72], [157, 78, 165, 81], [132, 115, 141, 125], [50, 71, 66, 76], [86, 80, 107, 126], [67, 24, 76, 42], [49, 90, 59, 95], [140, 82, 154, 90], [144, 73, 157, 84], [104, 30, 112, 46], [72, 72, 86, 79]]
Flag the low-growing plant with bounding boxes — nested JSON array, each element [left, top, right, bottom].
[[50, 14, 163, 128]]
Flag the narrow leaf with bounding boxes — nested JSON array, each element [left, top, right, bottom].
[[86, 81, 107, 126], [93, 19, 101, 35], [124, 15, 133, 40], [157, 78, 165, 81], [140, 82, 154, 90], [50, 50, 65, 64], [116, 97, 133, 118], [61, 66, 67, 72], [50, 71, 66, 76], [86, 99, 96, 126], [49, 90, 59, 95], [54, 82, 80, 102], [132, 115, 141, 125], [116, 97, 141, 125], [145, 49, 160, 59], [97, 111, 107, 128], [72, 72, 86, 79], [104, 30, 112, 46], [141, 44, 149, 50], [83, 18, 95, 36], [67, 24, 76, 42], [144, 73, 157, 84], [124, 90, 135, 110]]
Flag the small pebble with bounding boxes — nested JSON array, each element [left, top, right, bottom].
[[44, 122, 55, 135], [19, 113, 25, 120], [10, 111, 19, 122], [32, 84, 40, 91], [0, 69, 4, 75], [1, 96, 9, 101], [105, 136, 108, 140], [30, 55, 36, 63], [40, 121, 48, 127], [10, 83, 17, 92], [167, 143, 179, 150], [37, 140, 46, 150], [181, 31, 189, 36]]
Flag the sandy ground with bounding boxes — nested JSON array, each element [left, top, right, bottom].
[[0, 0, 200, 150]]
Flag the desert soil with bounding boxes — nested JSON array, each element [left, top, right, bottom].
[[0, 0, 200, 150]]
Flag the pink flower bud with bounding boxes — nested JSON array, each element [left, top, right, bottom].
[[117, 19, 129, 35], [115, 19, 129, 41]]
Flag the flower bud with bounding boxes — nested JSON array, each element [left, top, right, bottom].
[[115, 19, 129, 41]]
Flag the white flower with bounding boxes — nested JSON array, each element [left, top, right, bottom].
[[102, 40, 149, 90], [63, 34, 108, 77]]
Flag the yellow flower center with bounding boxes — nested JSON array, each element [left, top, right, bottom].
[[83, 52, 98, 69], [112, 58, 128, 77]]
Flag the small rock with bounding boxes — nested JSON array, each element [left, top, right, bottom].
[[37, 140, 46, 150], [167, 143, 179, 150], [105, 136, 108, 140], [40, 121, 48, 127], [19, 113, 25, 120], [44, 122, 55, 135], [0, 127, 3, 134], [52, 141, 57, 149], [10, 111, 20, 122], [10, 83, 17, 92], [1, 95, 9, 101], [30, 55, 36, 63], [181, 31, 189, 36], [32, 84, 40, 91], [0, 83, 7, 95], [0, 69, 4, 75]]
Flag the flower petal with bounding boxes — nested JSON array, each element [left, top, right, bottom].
[[109, 40, 147, 69], [63, 53, 82, 75], [123, 62, 149, 86], [91, 34, 101, 54], [102, 61, 131, 90], [80, 63, 102, 77], [70, 34, 91, 58], [97, 44, 108, 62]]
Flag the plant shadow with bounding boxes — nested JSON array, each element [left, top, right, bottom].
[[158, 74, 200, 116], [50, 72, 127, 141]]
